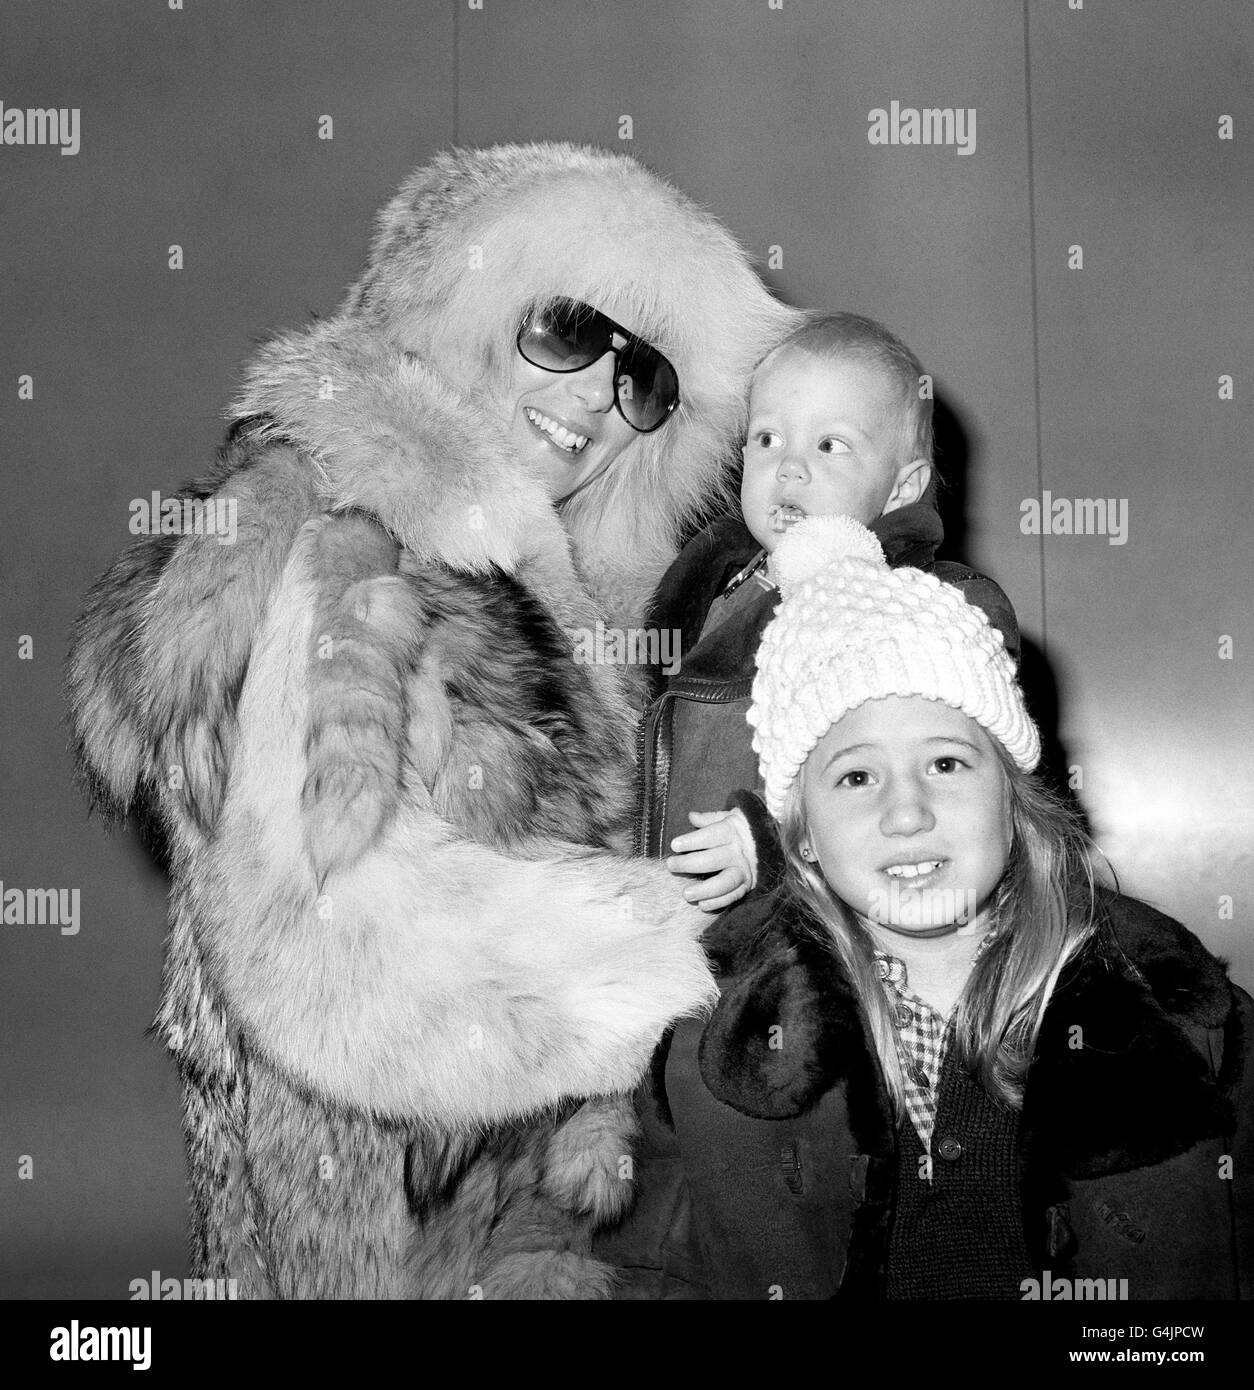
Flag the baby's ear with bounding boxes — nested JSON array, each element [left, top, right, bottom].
[[885, 458, 931, 511]]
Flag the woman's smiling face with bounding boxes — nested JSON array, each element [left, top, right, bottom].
[[504, 331, 639, 504], [800, 695, 1012, 937]]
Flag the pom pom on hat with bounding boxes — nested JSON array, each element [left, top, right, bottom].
[[772, 513, 886, 597], [749, 514, 1041, 818]]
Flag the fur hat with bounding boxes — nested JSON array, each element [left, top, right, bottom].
[[335, 143, 804, 613], [748, 514, 1041, 818]]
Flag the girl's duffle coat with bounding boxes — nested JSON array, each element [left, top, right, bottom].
[[598, 885, 1254, 1299]]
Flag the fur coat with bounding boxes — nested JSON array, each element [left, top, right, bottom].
[[66, 143, 802, 1298]]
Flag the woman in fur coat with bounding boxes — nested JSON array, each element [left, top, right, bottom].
[[67, 142, 801, 1298]]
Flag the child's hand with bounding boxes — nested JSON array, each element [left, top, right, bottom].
[[665, 809, 757, 912]]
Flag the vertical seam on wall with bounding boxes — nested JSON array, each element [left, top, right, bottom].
[[453, 0, 461, 143], [1022, 0, 1047, 654]]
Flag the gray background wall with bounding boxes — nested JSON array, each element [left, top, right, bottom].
[[1, 0, 1250, 1298]]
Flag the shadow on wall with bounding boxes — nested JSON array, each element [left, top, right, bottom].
[[1018, 635, 1095, 839], [934, 394, 1092, 837], [932, 393, 973, 565], [109, 802, 176, 887]]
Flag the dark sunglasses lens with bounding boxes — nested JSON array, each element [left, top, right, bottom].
[[616, 342, 679, 431], [519, 299, 679, 431], [518, 300, 609, 371]]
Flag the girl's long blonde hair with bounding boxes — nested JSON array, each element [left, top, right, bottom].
[[779, 748, 1102, 1113]]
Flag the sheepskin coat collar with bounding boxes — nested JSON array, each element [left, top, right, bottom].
[[698, 886, 1239, 1179], [594, 884, 1250, 1300]]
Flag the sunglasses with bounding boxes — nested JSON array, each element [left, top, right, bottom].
[[516, 299, 680, 433]]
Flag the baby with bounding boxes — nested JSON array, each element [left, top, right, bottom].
[[639, 312, 970, 905]]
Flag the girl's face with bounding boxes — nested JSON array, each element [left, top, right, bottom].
[[800, 696, 1012, 937]]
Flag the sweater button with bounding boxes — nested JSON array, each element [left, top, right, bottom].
[[937, 1136, 963, 1162], [895, 1004, 914, 1027]]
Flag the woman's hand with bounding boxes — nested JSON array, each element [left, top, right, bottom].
[[665, 808, 757, 912]]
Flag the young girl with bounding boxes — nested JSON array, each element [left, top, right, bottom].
[[601, 514, 1253, 1300]]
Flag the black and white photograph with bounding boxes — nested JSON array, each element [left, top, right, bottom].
[[2, 0, 1251, 1364]]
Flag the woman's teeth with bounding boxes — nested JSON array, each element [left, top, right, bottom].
[[768, 503, 806, 533], [885, 861, 944, 879], [525, 407, 589, 454]]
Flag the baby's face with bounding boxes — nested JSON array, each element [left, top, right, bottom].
[[741, 349, 923, 553]]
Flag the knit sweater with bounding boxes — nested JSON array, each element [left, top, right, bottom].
[[887, 1055, 1033, 1299]]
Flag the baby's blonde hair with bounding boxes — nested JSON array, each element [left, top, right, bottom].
[[757, 312, 933, 467]]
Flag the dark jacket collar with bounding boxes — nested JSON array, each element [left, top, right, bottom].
[[697, 888, 1238, 1178]]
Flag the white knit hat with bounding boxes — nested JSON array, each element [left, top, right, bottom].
[[748, 515, 1041, 818]]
